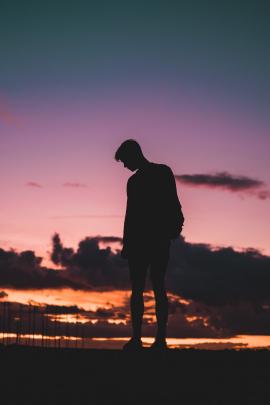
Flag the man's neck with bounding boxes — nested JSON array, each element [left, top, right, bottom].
[[137, 158, 151, 170]]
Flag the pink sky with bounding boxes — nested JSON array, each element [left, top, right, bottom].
[[1, 89, 270, 264]]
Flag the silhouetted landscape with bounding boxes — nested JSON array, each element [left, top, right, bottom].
[[1, 2, 270, 404], [1, 345, 269, 404]]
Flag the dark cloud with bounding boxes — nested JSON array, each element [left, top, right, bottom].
[[175, 172, 270, 199], [0, 247, 83, 290], [1, 234, 270, 336], [0, 298, 217, 339], [1, 234, 270, 308], [50, 233, 74, 266], [207, 301, 270, 336], [45, 304, 81, 314], [175, 172, 263, 190], [50, 233, 128, 288], [97, 236, 123, 244], [95, 307, 116, 318], [167, 237, 270, 306], [0, 234, 128, 290], [25, 181, 43, 188], [0, 290, 8, 299]]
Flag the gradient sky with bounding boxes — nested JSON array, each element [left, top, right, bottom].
[[0, 1, 270, 346], [1, 1, 269, 261]]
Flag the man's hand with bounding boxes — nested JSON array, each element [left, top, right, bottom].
[[170, 223, 184, 240], [121, 245, 128, 259]]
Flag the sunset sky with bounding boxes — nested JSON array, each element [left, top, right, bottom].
[[1, 1, 270, 348]]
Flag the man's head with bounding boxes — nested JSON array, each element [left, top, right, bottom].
[[114, 139, 145, 171]]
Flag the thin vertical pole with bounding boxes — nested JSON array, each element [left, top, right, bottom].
[[81, 322, 85, 349], [45, 305, 48, 348], [66, 314, 69, 348], [0, 303, 3, 344], [16, 304, 19, 345], [6, 302, 10, 345], [28, 304, 32, 346], [4, 302, 7, 345], [54, 314, 57, 348], [0, 302, 3, 344], [75, 312, 79, 349], [19, 304, 23, 346], [41, 306, 45, 348], [2, 302, 5, 345], [32, 306, 36, 347]]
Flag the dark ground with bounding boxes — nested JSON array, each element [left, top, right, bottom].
[[0, 345, 269, 405]]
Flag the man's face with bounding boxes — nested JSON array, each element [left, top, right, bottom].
[[121, 158, 137, 172]]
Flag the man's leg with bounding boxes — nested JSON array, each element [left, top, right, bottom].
[[123, 252, 149, 349], [130, 272, 147, 340], [149, 239, 170, 346]]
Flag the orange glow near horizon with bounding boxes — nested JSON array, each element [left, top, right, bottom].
[[92, 336, 270, 350], [1, 334, 270, 350], [3, 288, 130, 311], [2, 287, 270, 350]]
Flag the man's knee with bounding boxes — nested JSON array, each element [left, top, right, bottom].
[[131, 281, 145, 296], [153, 287, 167, 300], [151, 270, 165, 288]]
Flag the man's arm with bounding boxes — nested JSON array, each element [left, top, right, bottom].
[[121, 178, 131, 259], [163, 166, 184, 238]]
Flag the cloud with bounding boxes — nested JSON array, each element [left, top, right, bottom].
[[175, 172, 263, 191], [0, 234, 128, 290], [175, 172, 270, 199], [97, 236, 123, 243], [45, 304, 81, 314], [1, 234, 270, 306], [0, 290, 8, 299], [1, 234, 270, 336], [0, 296, 218, 339], [2, 293, 268, 339], [63, 182, 87, 188], [167, 238, 270, 306], [0, 247, 83, 290], [50, 233, 128, 288], [25, 181, 43, 188], [50, 233, 74, 267], [257, 190, 270, 200]]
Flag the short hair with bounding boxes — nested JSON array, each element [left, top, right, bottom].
[[114, 139, 143, 161]]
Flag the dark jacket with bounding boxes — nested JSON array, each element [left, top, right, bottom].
[[123, 162, 184, 249]]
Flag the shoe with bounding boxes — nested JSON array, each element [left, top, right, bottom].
[[149, 339, 168, 351], [122, 338, 143, 351]]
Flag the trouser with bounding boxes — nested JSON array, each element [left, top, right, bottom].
[[127, 237, 171, 287], [127, 237, 171, 340]]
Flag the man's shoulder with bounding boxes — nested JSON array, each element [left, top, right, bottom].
[[127, 163, 173, 185], [152, 163, 173, 176], [158, 163, 172, 172]]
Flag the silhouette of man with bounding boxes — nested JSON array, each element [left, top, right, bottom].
[[115, 139, 184, 350]]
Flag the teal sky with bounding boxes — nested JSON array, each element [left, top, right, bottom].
[[1, 1, 269, 114]]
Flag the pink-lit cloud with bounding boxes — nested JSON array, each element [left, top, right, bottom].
[[63, 182, 87, 188], [25, 181, 43, 188]]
